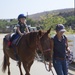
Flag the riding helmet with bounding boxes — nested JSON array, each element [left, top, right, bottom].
[[18, 14, 26, 20]]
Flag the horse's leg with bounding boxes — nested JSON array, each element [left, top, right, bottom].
[[2, 54, 10, 75], [17, 61, 23, 75], [22, 61, 34, 75], [3, 37, 11, 75], [28, 60, 34, 72], [7, 57, 10, 75], [23, 62, 30, 75]]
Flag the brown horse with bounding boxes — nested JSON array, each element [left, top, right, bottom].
[[2, 28, 52, 75]]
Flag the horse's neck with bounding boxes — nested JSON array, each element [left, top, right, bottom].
[[28, 39, 37, 50], [21, 34, 37, 49]]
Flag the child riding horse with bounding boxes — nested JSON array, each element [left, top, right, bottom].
[[2, 28, 52, 75], [8, 14, 29, 47]]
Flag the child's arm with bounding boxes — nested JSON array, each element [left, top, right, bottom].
[[16, 27, 24, 36], [25, 25, 29, 33], [65, 38, 71, 54]]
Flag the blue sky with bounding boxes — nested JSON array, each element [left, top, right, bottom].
[[0, 0, 74, 19]]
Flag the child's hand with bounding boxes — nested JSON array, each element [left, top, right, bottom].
[[21, 33, 24, 36]]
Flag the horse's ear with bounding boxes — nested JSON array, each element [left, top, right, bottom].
[[38, 30, 42, 36], [46, 28, 51, 34]]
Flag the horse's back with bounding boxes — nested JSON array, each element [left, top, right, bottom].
[[2, 34, 10, 50], [4, 34, 11, 41]]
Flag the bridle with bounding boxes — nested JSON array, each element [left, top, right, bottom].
[[36, 35, 51, 54], [36, 35, 54, 75], [36, 32, 51, 53], [43, 49, 51, 53]]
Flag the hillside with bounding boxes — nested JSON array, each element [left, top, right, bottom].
[[29, 8, 74, 20], [0, 8, 74, 33]]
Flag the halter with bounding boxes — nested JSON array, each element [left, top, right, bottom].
[[36, 36, 51, 54], [36, 36, 54, 75], [36, 32, 51, 53], [43, 48, 51, 52]]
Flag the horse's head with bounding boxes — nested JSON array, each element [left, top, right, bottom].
[[22, 29, 52, 62], [37, 28, 52, 61]]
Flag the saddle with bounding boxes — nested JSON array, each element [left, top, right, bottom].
[[4, 33, 21, 47], [4, 34, 11, 42], [4, 34, 20, 61]]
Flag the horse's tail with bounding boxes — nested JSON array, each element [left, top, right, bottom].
[[2, 38, 7, 72], [2, 55, 7, 72]]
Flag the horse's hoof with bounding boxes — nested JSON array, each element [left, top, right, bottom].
[[21, 73, 23, 75], [8, 72, 10, 75]]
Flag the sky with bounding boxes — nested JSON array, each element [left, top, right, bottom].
[[0, 0, 74, 19]]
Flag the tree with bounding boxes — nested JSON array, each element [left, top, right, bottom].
[[26, 18, 36, 26], [65, 16, 75, 27], [41, 15, 66, 30]]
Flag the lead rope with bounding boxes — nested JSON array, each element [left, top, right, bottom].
[[36, 37, 54, 75], [42, 54, 54, 75]]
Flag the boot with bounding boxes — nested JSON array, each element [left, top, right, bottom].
[[14, 53, 19, 61]]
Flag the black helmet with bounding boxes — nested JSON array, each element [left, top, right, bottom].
[[18, 14, 26, 20]]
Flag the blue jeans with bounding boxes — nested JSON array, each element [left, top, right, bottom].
[[10, 33, 20, 42], [53, 58, 68, 75]]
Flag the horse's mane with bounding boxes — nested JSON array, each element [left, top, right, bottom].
[[22, 32, 38, 47], [28, 32, 38, 43]]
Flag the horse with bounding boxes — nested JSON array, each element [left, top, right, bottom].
[[2, 28, 52, 75]]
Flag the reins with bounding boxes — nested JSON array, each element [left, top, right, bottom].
[[43, 49, 51, 52], [42, 53, 54, 75], [36, 39, 54, 75]]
